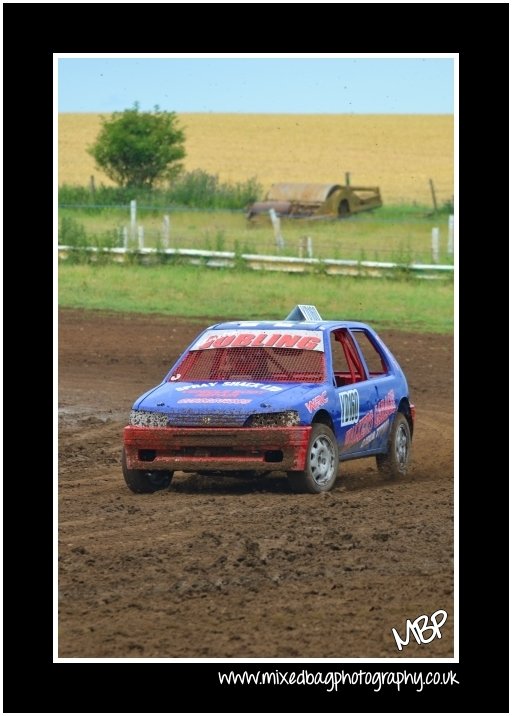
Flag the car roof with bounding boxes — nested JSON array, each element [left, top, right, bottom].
[[208, 320, 372, 331]]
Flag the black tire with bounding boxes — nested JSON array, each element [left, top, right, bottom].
[[376, 413, 411, 479], [288, 424, 339, 494], [122, 448, 173, 494]]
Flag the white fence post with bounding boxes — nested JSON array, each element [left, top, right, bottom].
[[431, 227, 440, 263], [130, 200, 137, 241], [447, 215, 454, 256], [269, 208, 285, 250], [162, 214, 170, 248], [306, 236, 313, 258], [138, 225, 144, 249]]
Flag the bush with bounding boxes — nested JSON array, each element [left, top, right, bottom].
[[88, 103, 186, 189], [58, 171, 263, 211], [168, 170, 262, 209], [59, 216, 88, 247]]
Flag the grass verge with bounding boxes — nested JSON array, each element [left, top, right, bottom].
[[58, 263, 454, 334]]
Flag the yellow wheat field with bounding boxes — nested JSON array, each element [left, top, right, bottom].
[[59, 113, 453, 205]]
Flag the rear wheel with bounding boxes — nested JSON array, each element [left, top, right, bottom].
[[288, 424, 339, 493], [376, 413, 411, 479], [122, 448, 173, 493]]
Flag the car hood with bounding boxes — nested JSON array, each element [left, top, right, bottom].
[[133, 380, 323, 427]]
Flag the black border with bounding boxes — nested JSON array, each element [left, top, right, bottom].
[[3, 3, 509, 713]]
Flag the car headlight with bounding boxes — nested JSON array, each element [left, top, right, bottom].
[[245, 411, 300, 427], [129, 409, 169, 427]]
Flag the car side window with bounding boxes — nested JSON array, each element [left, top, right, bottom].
[[351, 330, 389, 376], [330, 329, 366, 386]]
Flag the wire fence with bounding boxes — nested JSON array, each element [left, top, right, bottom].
[[58, 203, 455, 266]]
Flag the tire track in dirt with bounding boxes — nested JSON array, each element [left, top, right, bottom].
[[58, 309, 454, 658]]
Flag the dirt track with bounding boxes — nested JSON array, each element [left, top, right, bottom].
[[58, 308, 454, 658]]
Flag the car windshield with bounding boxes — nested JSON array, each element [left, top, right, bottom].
[[170, 347, 326, 383]]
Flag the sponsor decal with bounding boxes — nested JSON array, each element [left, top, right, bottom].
[[192, 329, 324, 352], [344, 389, 396, 448], [339, 389, 359, 426], [344, 410, 373, 447], [359, 418, 390, 449], [178, 389, 261, 398], [176, 382, 218, 391], [374, 389, 396, 427], [223, 381, 282, 392], [305, 390, 328, 414], [177, 398, 252, 405], [175, 381, 282, 393]]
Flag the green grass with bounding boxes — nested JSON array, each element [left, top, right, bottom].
[[58, 205, 455, 265], [58, 263, 454, 334]]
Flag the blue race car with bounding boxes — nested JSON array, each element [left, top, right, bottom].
[[123, 305, 415, 494]]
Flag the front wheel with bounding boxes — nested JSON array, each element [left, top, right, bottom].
[[288, 424, 339, 493], [376, 413, 411, 479], [122, 448, 173, 493]]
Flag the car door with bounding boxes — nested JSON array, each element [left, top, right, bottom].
[[328, 329, 376, 457], [348, 327, 397, 454]]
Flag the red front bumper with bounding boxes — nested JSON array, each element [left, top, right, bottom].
[[123, 425, 312, 473]]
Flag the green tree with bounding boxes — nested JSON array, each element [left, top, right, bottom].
[[88, 103, 186, 189]]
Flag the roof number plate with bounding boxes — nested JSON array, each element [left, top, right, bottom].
[[285, 305, 323, 322]]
